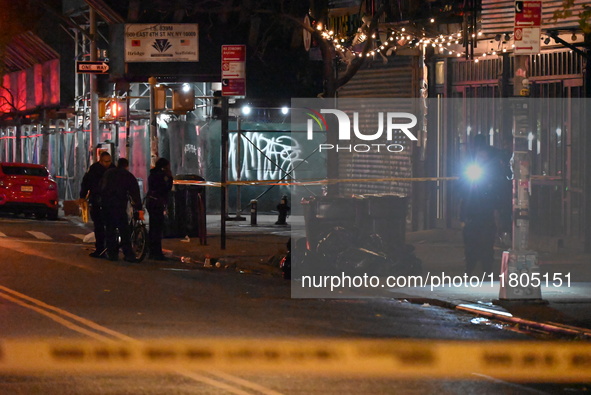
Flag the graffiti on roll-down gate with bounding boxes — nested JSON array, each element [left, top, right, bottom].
[[228, 131, 306, 181]]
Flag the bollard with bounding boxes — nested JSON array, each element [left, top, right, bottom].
[[275, 195, 290, 225], [250, 199, 258, 226]]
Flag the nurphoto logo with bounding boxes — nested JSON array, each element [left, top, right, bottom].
[[305, 107, 418, 153]]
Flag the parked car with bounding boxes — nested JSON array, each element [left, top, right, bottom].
[[0, 162, 59, 220]]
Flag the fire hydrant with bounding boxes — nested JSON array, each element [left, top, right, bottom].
[[276, 195, 290, 225]]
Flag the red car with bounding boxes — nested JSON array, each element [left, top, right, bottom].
[[0, 162, 59, 220]]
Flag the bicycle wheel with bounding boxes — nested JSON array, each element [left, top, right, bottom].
[[131, 223, 148, 262]]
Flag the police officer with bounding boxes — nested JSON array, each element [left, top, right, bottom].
[[460, 135, 502, 276], [100, 158, 142, 262], [78, 151, 114, 258], [146, 158, 173, 261]]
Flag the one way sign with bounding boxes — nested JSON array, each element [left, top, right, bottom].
[[76, 61, 109, 74]]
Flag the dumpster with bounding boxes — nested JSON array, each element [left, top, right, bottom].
[[164, 174, 206, 239]]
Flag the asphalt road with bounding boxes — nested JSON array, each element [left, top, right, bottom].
[[0, 214, 588, 394]]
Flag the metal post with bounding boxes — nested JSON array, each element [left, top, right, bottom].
[[125, 87, 131, 161], [250, 199, 258, 226], [499, 55, 542, 301], [89, 8, 99, 162], [235, 117, 244, 220], [585, 33, 591, 253], [148, 76, 158, 168], [221, 96, 229, 250]]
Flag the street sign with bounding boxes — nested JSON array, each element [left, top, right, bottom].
[[514, 1, 542, 26], [221, 45, 246, 97], [303, 15, 312, 52], [76, 61, 109, 74], [514, 1, 542, 54]]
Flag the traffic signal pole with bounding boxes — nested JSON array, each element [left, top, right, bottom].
[[148, 76, 158, 168], [220, 96, 229, 250], [89, 8, 99, 162]]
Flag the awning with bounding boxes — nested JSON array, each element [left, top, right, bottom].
[[4, 31, 59, 73]]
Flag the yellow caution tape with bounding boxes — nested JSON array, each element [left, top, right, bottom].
[[228, 177, 459, 186], [530, 175, 563, 181], [173, 180, 222, 187], [173, 177, 459, 188], [1, 338, 590, 381]]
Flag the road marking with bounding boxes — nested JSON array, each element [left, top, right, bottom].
[[71, 234, 86, 240], [26, 231, 52, 240], [0, 238, 100, 273], [0, 291, 113, 343], [0, 285, 136, 343], [204, 369, 284, 395], [174, 369, 255, 395], [0, 231, 6, 237], [0, 284, 283, 394]]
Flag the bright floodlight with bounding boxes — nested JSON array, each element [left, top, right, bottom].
[[182, 83, 191, 92], [465, 163, 483, 182], [281, 106, 289, 115], [242, 105, 251, 115]]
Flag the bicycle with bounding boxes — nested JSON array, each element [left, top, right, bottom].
[[129, 209, 148, 263], [116, 204, 148, 263]]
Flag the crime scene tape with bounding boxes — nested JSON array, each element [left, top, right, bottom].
[[1, 338, 590, 381], [174, 177, 458, 188], [174, 180, 223, 187]]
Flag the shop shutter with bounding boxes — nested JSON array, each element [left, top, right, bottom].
[[337, 56, 419, 197]]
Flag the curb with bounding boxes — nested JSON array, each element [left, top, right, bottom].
[[455, 303, 591, 339], [166, 252, 283, 276], [405, 297, 591, 339]]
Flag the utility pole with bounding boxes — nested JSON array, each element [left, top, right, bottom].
[[220, 96, 229, 250], [498, 55, 542, 301], [89, 8, 99, 162]]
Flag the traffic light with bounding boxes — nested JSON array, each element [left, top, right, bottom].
[[154, 85, 167, 111], [106, 99, 126, 120], [98, 99, 107, 119], [172, 84, 195, 113], [212, 90, 222, 119]]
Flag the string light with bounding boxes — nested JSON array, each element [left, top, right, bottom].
[[311, 19, 527, 63]]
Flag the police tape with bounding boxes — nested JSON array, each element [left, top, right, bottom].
[[1, 338, 590, 381], [174, 177, 459, 187], [173, 180, 223, 187]]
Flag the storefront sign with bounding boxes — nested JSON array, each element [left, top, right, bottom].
[[125, 24, 199, 62]]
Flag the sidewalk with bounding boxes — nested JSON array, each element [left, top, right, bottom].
[[160, 215, 591, 336], [160, 214, 295, 273], [400, 229, 591, 337], [74, 213, 591, 337]]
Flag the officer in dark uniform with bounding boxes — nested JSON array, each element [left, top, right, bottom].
[[100, 158, 142, 262], [460, 135, 502, 276], [78, 151, 114, 258], [146, 158, 173, 261]]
